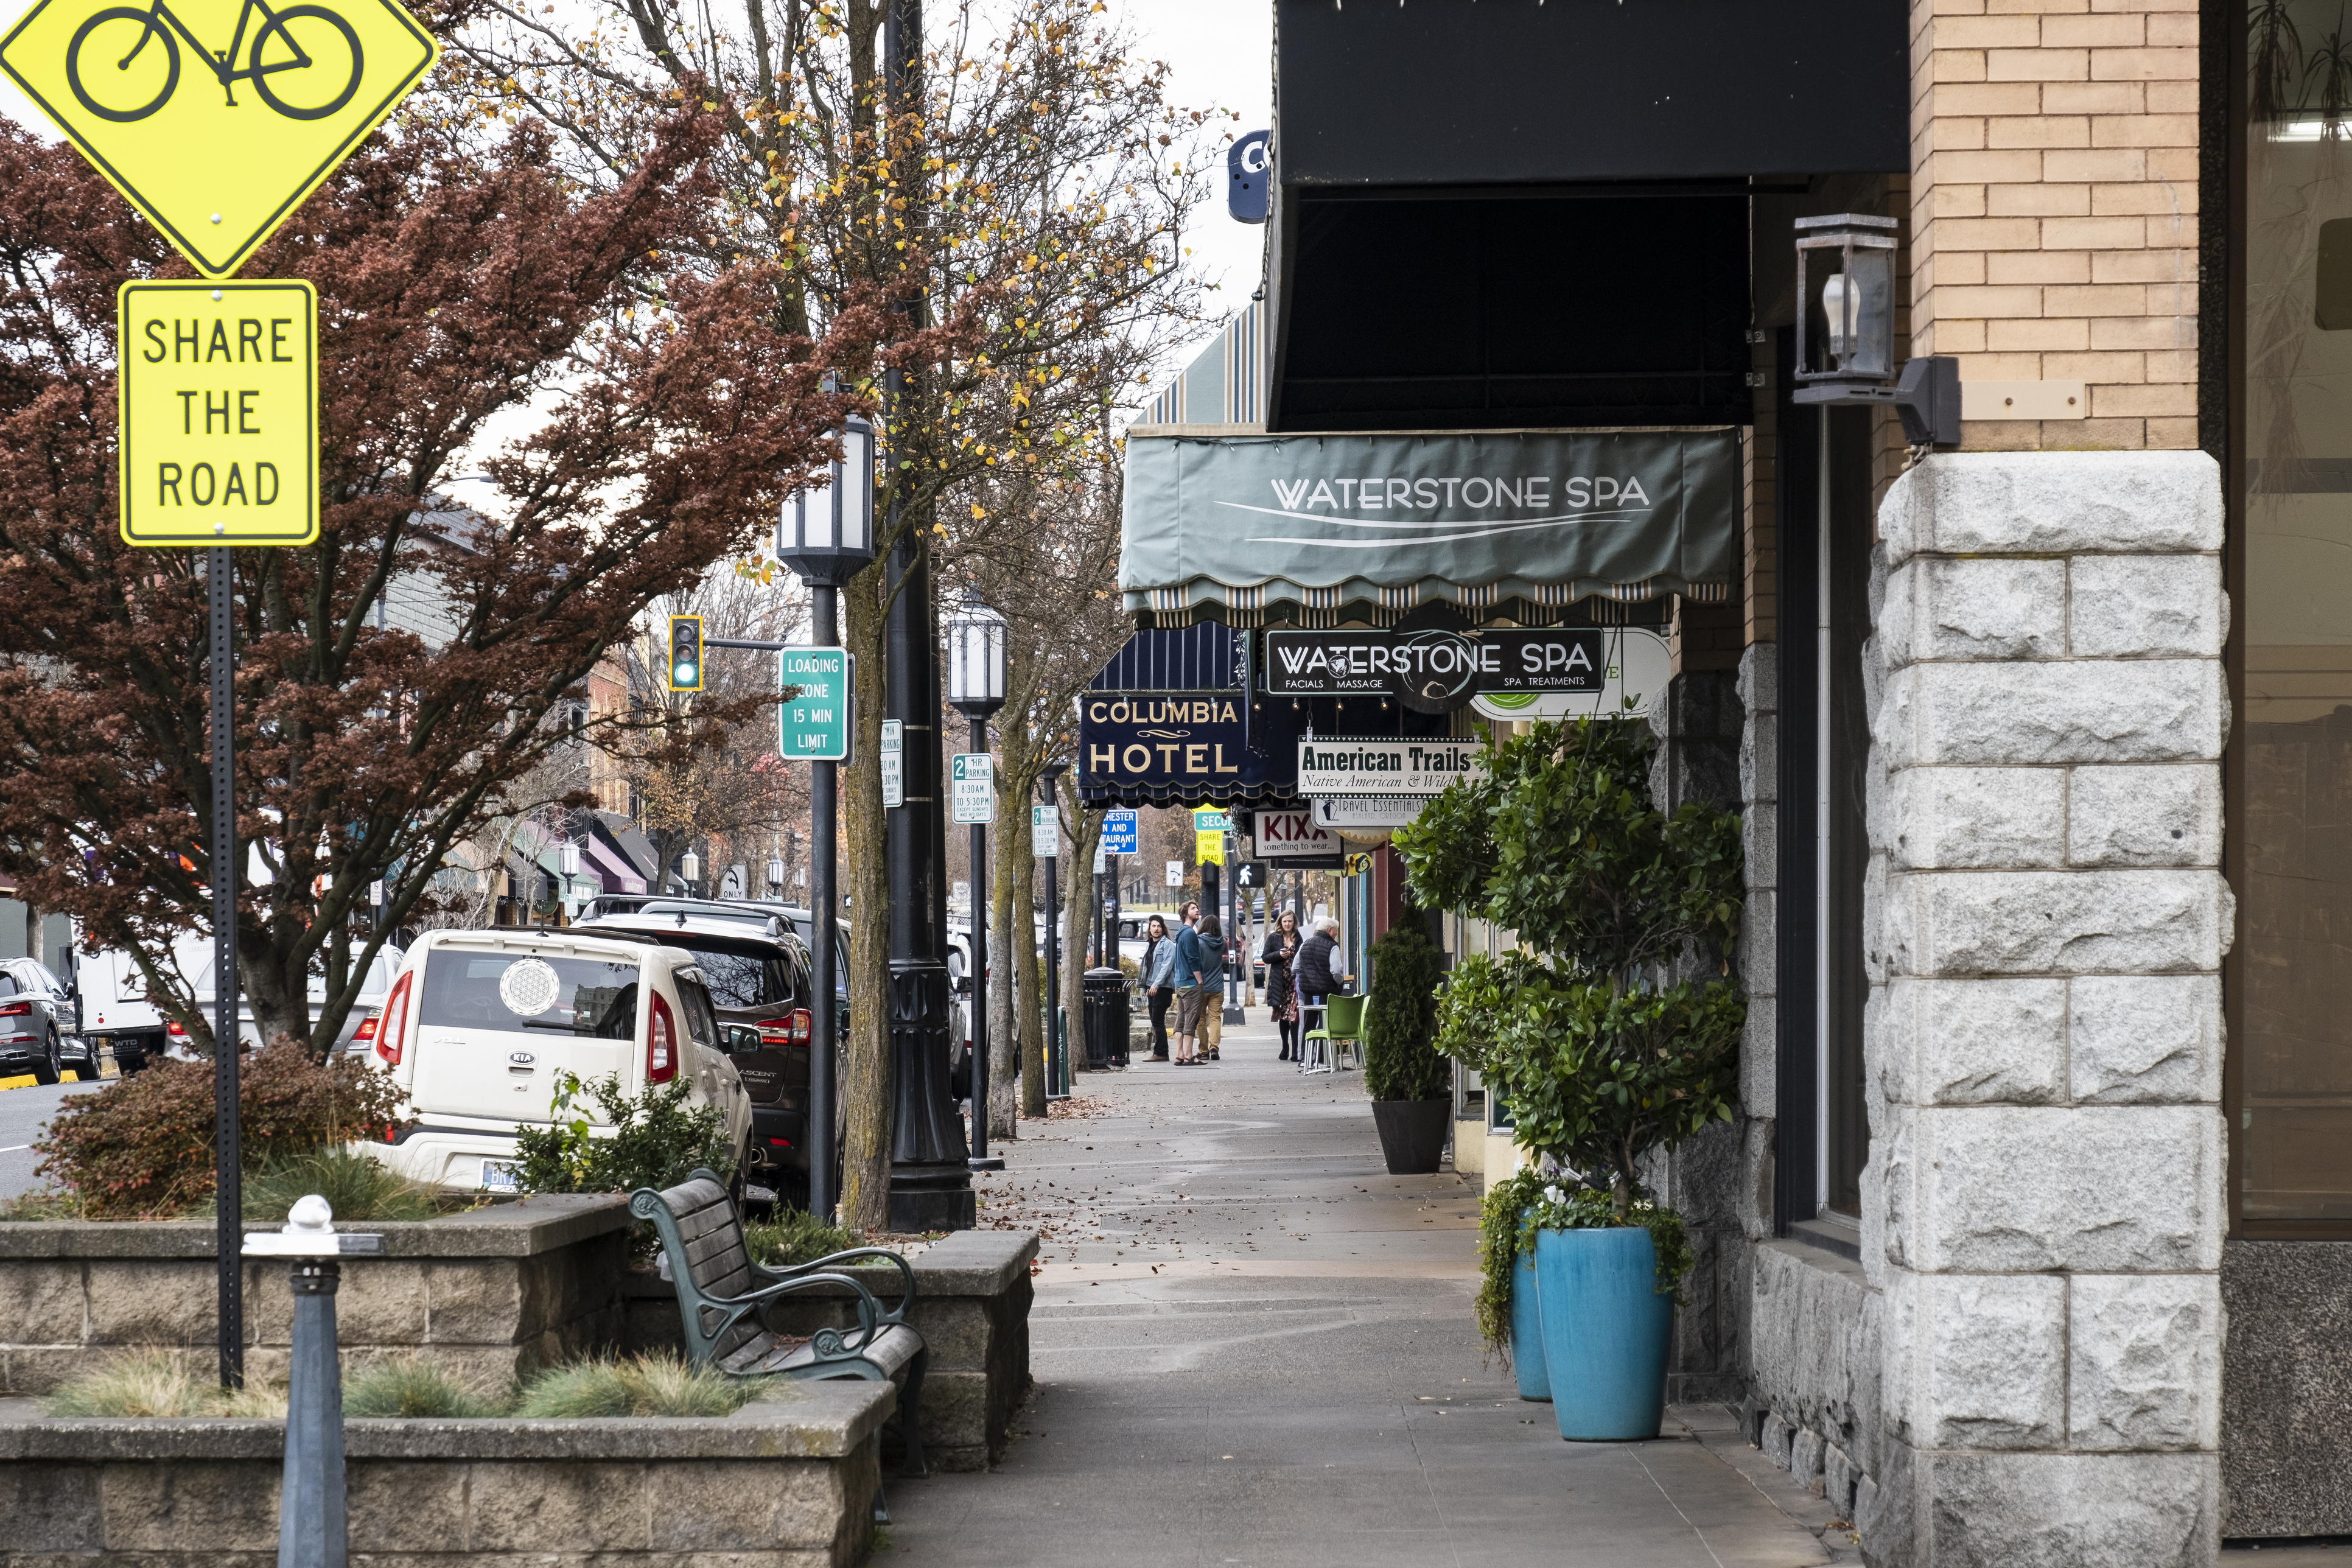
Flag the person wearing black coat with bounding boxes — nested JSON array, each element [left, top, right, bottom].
[[1295, 919, 1348, 1004], [1261, 909, 1302, 1060]]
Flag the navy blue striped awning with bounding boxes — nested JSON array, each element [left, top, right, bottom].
[[1087, 625, 1243, 692]]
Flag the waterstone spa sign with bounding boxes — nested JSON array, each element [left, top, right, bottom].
[[1296, 737, 1488, 797], [1268, 626, 1611, 713], [1119, 429, 1737, 626]]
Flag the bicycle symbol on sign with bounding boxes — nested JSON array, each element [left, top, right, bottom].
[[66, 0, 363, 123]]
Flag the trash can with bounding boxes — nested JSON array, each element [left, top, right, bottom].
[[1082, 967, 1128, 1069]]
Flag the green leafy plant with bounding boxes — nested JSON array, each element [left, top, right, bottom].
[[343, 1356, 500, 1419], [512, 1353, 760, 1418], [512, 1070, 733, 1197], [745, 1209, 864, 1268], [34, 1044, 404, 1218], [1363, 917, 1447, 1103], [1397, 715, 1744, 1216], [1474, 1167, 1696, 1358]]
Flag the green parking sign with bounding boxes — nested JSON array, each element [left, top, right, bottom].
[[779, 648, 851, 761]]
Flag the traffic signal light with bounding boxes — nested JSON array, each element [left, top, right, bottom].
[[667, 615, 703, 691]]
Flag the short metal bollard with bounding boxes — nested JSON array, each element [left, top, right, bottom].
[[242, 1196, 383, 1568]]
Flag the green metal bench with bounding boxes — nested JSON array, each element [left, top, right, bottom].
[[631, 1169, 928, 1477]]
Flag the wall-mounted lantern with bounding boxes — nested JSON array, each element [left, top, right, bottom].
[[1792, 213, 1959, 446]]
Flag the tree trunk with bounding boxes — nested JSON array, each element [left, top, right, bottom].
[[839, 556, 893, 1232]]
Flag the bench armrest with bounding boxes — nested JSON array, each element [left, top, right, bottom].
[[758, 1247, 917, 1329]]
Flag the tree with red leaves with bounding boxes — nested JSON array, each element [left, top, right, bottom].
[[0, 95, 956, 1055]]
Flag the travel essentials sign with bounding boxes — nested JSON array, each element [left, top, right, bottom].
[[117, 280, 317, 545], [1119, 429, 1737, 626], [1297, 737, 1488, 797]]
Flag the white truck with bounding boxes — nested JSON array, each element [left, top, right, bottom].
[[81, 932, 403, 1069]]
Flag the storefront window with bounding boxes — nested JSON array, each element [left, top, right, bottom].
[[2239, 0, 2352, 1220]]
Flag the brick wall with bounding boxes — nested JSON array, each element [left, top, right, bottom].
[[1912, 0, 2199, 452]]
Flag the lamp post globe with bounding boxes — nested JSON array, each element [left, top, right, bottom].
[[945, 601, 1008, 719], [778, 413, 878, 589]]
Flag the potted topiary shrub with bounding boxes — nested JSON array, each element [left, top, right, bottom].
[[1362, 915, 1449, 1174], [1399, 714, 1742, 1441]]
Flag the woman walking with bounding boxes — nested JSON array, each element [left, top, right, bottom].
[[1141, 915, 1178, 1061], [1262, 909, 1301, 1060]]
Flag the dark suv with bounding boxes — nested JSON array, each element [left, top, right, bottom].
[[0, 958, 93, 1085], [571, 899, 828, 1209]]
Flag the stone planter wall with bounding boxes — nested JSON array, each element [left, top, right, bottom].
[[0, 1379, 891, 1568], [621, 1229, 1038, 1472], [0, 1194, 637, 1395]]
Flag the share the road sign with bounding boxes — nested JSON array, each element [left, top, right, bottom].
[[1, 0, 438, 278], [117, 279, 317, 545]]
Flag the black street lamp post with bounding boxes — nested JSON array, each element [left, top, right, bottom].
[[1037, 761, 1067, 1101], [777, 402, 875, 1224], [879, 0, 973, 1230], [945, 601, 1006, 1169]]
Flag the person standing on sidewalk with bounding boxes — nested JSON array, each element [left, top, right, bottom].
[[1140, 915, 1178, 1060], [1262, 909, 1302, 1060], [1294, 916, 1351, 1071], [1195, 912, 1227, 1062], [1171, 905, 1210, 1065]]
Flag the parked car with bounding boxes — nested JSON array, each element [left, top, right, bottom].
[[570, 900, 830, 1209], [0, 957, 94, 1084], [362, 928, 753, 1197]]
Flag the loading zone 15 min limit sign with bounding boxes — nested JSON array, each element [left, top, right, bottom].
[[117, 279, 318, 546]]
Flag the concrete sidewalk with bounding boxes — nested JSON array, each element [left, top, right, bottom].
[[881, 1020, 1849, 1567]]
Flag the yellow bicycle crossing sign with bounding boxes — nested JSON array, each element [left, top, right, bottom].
[[0, 0, 435, 277]]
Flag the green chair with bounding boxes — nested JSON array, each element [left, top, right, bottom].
[[1303, 993, 1366, 1074]]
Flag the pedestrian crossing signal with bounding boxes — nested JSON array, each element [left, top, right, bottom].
[[668, 615, 703, 691]]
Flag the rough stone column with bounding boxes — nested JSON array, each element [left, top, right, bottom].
[[1862, 450, 2227, 1567], [1645, 667, 1749, 1402]]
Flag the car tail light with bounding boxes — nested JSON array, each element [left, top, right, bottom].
[[756, 1008, 813, 1048], [647, 993, 677, 1083], [166, 1018, 187, 1038], [0, 1001, 30, 1018], [374, 972, 413, 1068], [353, 1013, 379, 1045]]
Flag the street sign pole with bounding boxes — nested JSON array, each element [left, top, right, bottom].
[[209, 547, 242, 1389], [807, 599, 840, 1226]]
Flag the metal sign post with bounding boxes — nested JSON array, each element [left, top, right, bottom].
[[209, 549, 240, 1388]]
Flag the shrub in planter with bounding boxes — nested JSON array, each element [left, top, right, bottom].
[[1399, 715, 1741, 1436], [513, 1069, 734, 1196], [1363, 918, 1449, 1174], [35, 1043, 403, 1217]]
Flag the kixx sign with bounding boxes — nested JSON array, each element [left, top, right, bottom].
[[1296, 737, 1488, 797], [1268, 627, 1608, 713]]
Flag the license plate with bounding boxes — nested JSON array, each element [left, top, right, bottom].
[[480, 1160, 521, 1194]]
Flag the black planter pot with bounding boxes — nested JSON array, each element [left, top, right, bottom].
[[1370, 1097, 1450, 1175]]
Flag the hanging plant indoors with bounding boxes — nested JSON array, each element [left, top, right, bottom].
[[1398, 713, 1742, 1441], [1361, 914, 1450, 1174]]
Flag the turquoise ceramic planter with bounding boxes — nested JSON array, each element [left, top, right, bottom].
[[1534, 1225, 1673, 1440], [1511, 1229, 1551, 1402]]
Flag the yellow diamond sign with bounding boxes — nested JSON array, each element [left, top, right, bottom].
[[0, 0, 436, 278]]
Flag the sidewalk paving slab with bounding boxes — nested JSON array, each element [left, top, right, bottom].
[[880, 1022, 1839, 1567]]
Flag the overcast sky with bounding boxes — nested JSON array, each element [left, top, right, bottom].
[[0, 0, 1272, 385]]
